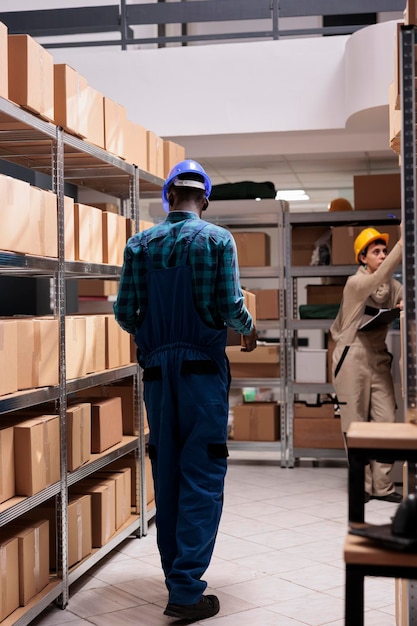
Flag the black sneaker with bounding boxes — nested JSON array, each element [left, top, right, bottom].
[[164, 595, 220, 621], [373, 492, 403, 503], [164, 594, 220, 621]]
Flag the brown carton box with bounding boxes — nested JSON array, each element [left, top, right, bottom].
[[163, 140, 185, 178], [30, 187, 58, 258], [78, 279, 119, 297], [233, 403, 280, 441], [293, 418, 344, 449], [0, 175, 32, 255], [14, 520, 49, 606], [80, 84, 105, 148], [0, 426, 14, 504], [67, 403, 91, 472], [74, 203, 103, 264], [0, 536, 19, 620], [146, 130, 164, 178], [72, 479, 116, 547], [103, 96, 127, 158], [123, 119, 147, 169], [33, 317, 59, 387], [306, 284, 344, 305], [64, 195, 75, 260], [8, 34, 54, 121], [84, 314, 106, 374], [76, 382, 137, 436], [291, 226, 330, 266], [66, 316, 87, 380], [91, 396, 123, 453], [353, 173, 401, 211], [14, 414, 60, 496], [94, 468, 132, 529], [227, 289, 257, 347], [0, 22, 8, 99], [251, 289, 279, 320], [231, 232, 270, 266], [107, 456, 138, 508], [226, 344, 280, 378], [102, 211, 120, 265], [16, 318, 34, 390], [105, 314, 131, 368], [0, 319, 18, 396], [293, 402, 335, 419], [53, 63, 89, 137]]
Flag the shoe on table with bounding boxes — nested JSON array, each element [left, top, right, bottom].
[[164, 594, 220, 621], [372, 492, 403, 503]]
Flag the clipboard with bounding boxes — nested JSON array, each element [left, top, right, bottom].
[[358, 307, 400, 332]]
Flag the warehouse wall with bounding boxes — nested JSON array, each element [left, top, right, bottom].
[[48, 20, 398, 142]]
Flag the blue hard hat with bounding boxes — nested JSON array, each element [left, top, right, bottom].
[[162, 159, 212, 212]]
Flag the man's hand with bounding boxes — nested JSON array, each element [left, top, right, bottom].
[[241, 327, 258, 352]]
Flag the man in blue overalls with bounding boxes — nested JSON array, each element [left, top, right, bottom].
[[114, 159, 257, 621]]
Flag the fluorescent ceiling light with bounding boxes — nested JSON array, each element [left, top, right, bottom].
[[275, 189, 310, 201]]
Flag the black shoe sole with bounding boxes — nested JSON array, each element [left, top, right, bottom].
[[164, 595, 220, 621]]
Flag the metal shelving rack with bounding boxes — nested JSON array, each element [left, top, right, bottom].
[[284, 209, 401, 468], [206, 200, 288, 462], [399, 23, 417, 625], [0, 95, 163, 624]]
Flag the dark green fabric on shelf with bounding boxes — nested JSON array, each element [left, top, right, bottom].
[[299, 304, 340, 319]]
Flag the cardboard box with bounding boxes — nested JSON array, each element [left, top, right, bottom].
[[66, 316, 87, 380], [293, 418, 344, 449], [14, 520, 49, 606], [91, 396, 123, 453], [163, 140, 185, 178], [33, 318, 59, 387], [53, 63, 89, 137], [84, 314, 106, 374], [67, 403, 91, 472], [107, 453, 153, 511], [306, 284, 344, 305], [0, 536, 19, 620], [74, 203, 103, 264], [0, 319, 18, 395], [103, 96, 127, 158], [294, 402, 335, 419], [227, 289, 257, 347], [72, 479, 116, 547], [78, 279, 119, 297], [353, 173, 401, 211], [251, 289, 279, 319], [67, 494, 92, 567], [295, 349, 327, 383], [8, 34, 54, 121], [404, 1, 417, 25], [94, 468, 132, 529], [146, 130, 164, 178], [0, 426, 14, 504], [291, 226, 330, 266], [226, 344, 280, 378], [231, 232, 270, 266], [0, 22, 8, 99], [14, 414, 60, 496], [80, 84, 105, 149], [105, 314, 131, 368], [76, 382, 137, 436], [102, 211, 120, 265], [30, 187, 58, 258], [331, 224, 400, 265], [0, 175, 32, 255], [123, 119, 147, 169], [64, 195, 75, 260], [233, 403, 280, 441]]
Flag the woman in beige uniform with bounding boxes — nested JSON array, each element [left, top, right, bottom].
[[330, 226, 403, 503]]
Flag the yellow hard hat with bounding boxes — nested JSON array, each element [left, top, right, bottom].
[[328, 197, 353, 212], [353, 228, 389, 263]]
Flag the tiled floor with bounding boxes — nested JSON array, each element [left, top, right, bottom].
[[32, 451, 400, 626]]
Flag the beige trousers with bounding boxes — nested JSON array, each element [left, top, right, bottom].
[[333, 342, 396, 497]]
